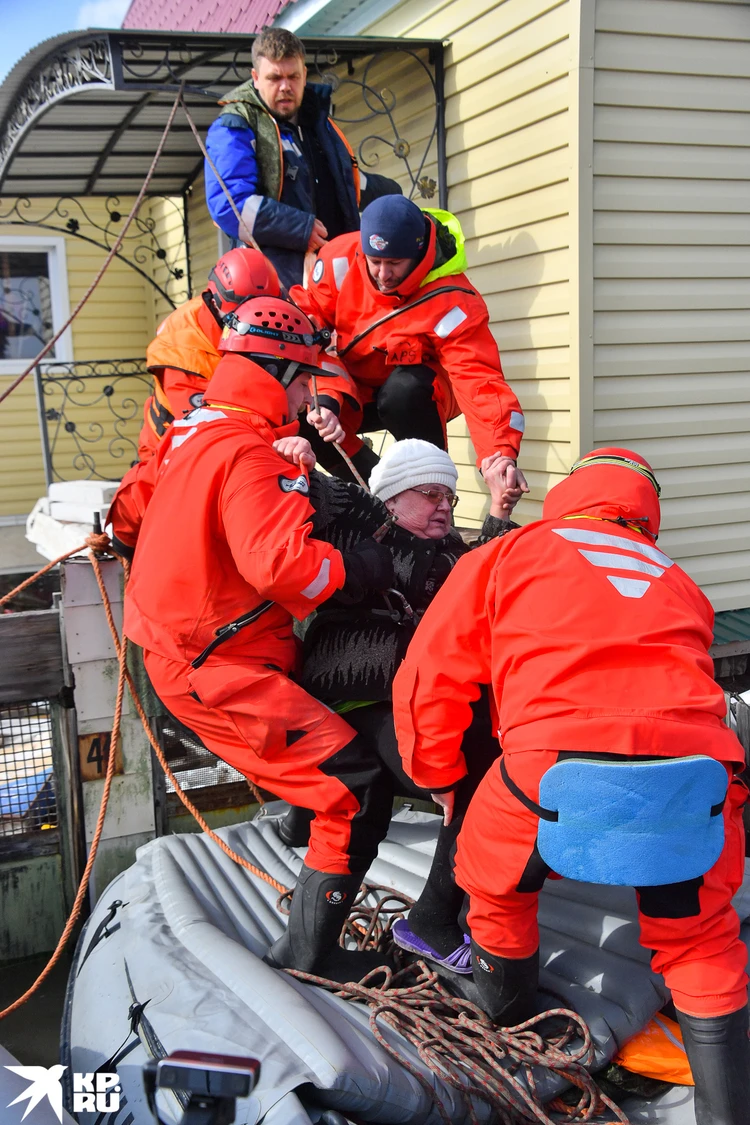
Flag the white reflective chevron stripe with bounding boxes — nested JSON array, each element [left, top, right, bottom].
[[510, 411, 525, 433], [607, 575, 651, 599], [332, 256, 350, 290], [171, 427, 197, 448], [300, 558, 331, 600], [552, 526, 672, 568], [173, 408, 227, 428], [434, 306, 467, 338], [170, 409, 227, 449], [359, 172, 368, 191], [579, 549, 666, 577]]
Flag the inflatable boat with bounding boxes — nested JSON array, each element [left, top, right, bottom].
[[64, 803, 750, 1125]]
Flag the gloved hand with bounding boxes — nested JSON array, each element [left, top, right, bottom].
[[333, 538, 395, 605]]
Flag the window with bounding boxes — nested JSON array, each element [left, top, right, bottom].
[[0, 251, 53, 360], [0, 237, 71, 371]]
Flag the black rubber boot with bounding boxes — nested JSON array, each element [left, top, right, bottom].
[[675, 1005, 750, 1125], [264, 865, 392, 984], [278, 806, 315, 848], [470, 940, 539, 1026]]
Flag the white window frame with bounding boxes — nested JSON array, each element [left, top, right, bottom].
[[0, 235, 72, 374]]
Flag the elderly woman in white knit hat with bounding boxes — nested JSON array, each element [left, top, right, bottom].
[[276, 438, 519, 974]]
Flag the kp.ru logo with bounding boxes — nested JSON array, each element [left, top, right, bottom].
[[5, 1066, 121, 1120]]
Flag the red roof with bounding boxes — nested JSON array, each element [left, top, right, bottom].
[[122, 0, 297, 34]]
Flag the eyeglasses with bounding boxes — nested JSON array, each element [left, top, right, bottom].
[[408, 488, 459, 509]]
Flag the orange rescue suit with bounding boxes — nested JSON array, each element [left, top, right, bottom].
[[291, 216, 524, 465], [137, 296, 222, 461], [393, 455, 747, 1018], [123, 355, 394, 874], [124, 353, 344, 670]]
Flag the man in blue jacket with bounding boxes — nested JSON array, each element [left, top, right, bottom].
[[205, 27, 401, 288]]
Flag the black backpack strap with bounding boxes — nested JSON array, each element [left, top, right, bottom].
[[500, 758, 558, 822]]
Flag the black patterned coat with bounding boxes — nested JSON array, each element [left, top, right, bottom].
[[302, 471, 514, 702]]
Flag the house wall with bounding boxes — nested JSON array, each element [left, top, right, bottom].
[[0, 196, 189, 520], [349, 0, 578, 526], [591, 0, 750, 610], [187, 175, 223, 294]]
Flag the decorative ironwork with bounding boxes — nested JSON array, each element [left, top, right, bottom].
[[117, 38, 255, 97], [35, 358, 151, 486], [0, 195, 188, 307], [315, 48, 441, 203], [0, 38, 112, 172]]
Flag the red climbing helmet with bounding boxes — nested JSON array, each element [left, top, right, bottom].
[[204, 248, 281, 317], [219, 296, 335, 387]]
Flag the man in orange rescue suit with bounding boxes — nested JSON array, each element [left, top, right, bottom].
[[123, 294, 396, 983], [136, 246, 281, 461], [293, 194, 529, 508], [393, 448, 749, 1125]]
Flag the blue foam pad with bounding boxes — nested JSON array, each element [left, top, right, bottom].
[[536, 756, 728, 887]]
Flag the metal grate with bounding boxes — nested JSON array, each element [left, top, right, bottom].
[[159, 717, 247, 794], [0, 702, 57, 837]]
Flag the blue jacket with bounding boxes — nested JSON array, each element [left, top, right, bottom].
[[205, 81, 401, 288]]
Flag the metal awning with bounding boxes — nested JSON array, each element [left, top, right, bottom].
[[0, 29, 445, 197]]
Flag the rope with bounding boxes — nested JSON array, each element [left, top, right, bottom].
[[310, 374, 369, 490], [180, 95, 263, 254], [180, 97, 369, 490], [1, 540, 288, 898], [0, 88, 184, 409], [0, 533, 111, 608], [0, 550, 126, 1020], [284, 960, 629, 1125]]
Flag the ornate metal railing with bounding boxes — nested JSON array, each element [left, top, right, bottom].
[[314, 46, 444, 206], [0, 195, 189, 309], [35, 358, 150, 487]]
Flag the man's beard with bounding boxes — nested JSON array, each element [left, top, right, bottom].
[[271, 99, 300, 122]]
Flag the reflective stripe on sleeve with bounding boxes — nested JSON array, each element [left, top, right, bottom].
[[434, 306, 467, 338], [239, 194, 264, 236], [510, 411, 525, 432], [300, 558, 332, 599]]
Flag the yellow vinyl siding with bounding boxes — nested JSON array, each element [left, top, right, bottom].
[[187, 175, 222, 291], [592, 0, 750, 610], [354, 0, 575, 526], [146, 196, 190, 336]]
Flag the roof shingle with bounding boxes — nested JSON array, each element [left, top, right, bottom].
[[122, 0, 297, 34]]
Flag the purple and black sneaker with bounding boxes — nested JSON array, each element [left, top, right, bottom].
[[391, 918, 473, 974]]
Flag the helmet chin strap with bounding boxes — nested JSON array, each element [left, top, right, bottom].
[[201, 289, 224, 328], [250, 355, 302, 388]]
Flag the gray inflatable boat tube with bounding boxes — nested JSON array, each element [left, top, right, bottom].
[[64, 805, 750, 1125]]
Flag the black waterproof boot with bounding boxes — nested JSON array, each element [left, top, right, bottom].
[[470, 940, 539, 1026], [264, 865, 392, 985], [675, 1005, 750, 1125], [278, 806, 315, 848]]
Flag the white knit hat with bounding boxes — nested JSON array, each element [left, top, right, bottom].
[[369, 439, 458, 502]]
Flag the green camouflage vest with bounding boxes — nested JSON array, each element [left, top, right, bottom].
[[218, 79, 285, 202]]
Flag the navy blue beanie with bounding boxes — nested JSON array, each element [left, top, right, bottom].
[[360, 196, 427, 258]]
